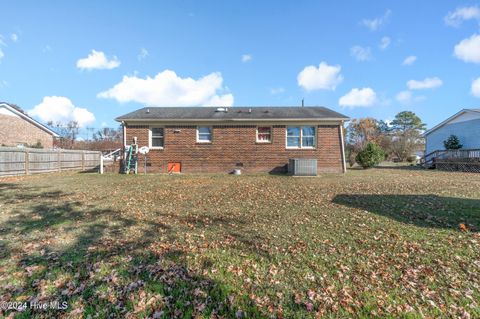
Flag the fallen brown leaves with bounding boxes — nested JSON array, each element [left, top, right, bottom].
[[0, 169, 479, 318]]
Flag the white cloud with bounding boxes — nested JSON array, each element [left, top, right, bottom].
[[138, 48, 148, 61], [407, 77, 443, 90], [10, 33, 18, 42], [350, 46, 372, 61], [28, 96, 95, 127], [0, 35, 5, 61], [339, 88, 377, 108], [241, 54, 252, 62], [297, 62, 343, 91], [361, 10, 391, 31], [98, 70, 234, 107], [396, 90, 412, 103], [270, 87, 285, 95], [395, 90, 426, 105], [402, 55, 417, 66], [471, 78, 480, 97], [445, 6, 480, 27], [76, 50, 120, 70], [454, 34, 480, 64], [379, 36, 391, 50]]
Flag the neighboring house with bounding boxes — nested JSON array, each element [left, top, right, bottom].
[[424, 109, 480, 154], [116, 106, 349, 173], [0, 102, 59, 148]]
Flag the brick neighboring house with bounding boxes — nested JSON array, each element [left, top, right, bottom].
[[0, 102, 59, 148], [116, 106, 349, 174]]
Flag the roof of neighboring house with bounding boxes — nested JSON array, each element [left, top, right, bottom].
[[116, 106, 349, 122], [423, 108, 480, 136], [0, 102, 60, 137]]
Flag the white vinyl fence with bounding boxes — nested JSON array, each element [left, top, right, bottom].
[[0, 147, 101, 176]]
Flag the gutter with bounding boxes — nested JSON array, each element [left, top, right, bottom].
[[122, 121, 126, 148], [115, 117, 350, 123], [339, 121, 347, 173]]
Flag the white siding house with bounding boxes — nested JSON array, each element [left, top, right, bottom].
[[424, 109, 480, 154]]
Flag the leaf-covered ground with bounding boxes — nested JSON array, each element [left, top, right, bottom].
[[0, 168, 479, 318]]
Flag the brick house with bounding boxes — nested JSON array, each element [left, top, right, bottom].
[[116, 106, 349, 174], [0, 102, 59, 148]]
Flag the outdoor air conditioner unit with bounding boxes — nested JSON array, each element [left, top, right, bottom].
[[288, 158, 317, 176]]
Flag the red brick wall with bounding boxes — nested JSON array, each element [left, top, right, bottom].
[[125, 123, 345, 173], [0, 114, 54, 148]]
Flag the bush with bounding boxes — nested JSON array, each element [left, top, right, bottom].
[[355, 143, 385, 169], [347, 151, 357, 167], [28, 141, 44, 149], [443, 135, 462, 150], [406, 155, 417, 163]]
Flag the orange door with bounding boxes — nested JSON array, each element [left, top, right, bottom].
[[167, 162, 181, 173]]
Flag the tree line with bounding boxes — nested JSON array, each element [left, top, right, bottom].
[[346, 111, 426, 168], [47, 120, 123, 152]]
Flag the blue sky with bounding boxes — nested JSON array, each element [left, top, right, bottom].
[[1, 1, 480, 138]]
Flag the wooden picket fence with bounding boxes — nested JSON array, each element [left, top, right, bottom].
[[0, 147, 101, 177]]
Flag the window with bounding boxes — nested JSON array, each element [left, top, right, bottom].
[[150, 127, 164, 148], [286, 126, 316, 148], [256, 126, 272, 143], [197, 126, 212, 142], [286, 127, 301, 147], [302, 126, 315, 147]]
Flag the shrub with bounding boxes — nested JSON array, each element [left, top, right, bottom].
[[443, 135, 462, 150], [28, 141, 44, 149], [355, 143, 385, 169], [348, 151, 357, 167], [406, 155, 417, 163]]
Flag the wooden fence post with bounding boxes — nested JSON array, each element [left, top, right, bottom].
[[58, 150, 61, 172], [25, 149, 29, 175], [81, 151, 85, 171]]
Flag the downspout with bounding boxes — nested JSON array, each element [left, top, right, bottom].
[[122, 121, 127, 148], [339, 121, 347, 173]]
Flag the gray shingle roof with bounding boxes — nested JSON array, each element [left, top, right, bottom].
[[115, 106, 349, 122]]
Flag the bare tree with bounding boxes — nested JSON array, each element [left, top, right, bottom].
[[93, 127, 122, 142], [48, 121, 80, 149]]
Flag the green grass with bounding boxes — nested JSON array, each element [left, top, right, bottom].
[[0, 168, 479, 318]]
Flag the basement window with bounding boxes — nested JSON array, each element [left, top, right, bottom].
[[197, 126, 212, 143], [150, 127, 164, 148], [286, 126, 316, 149], [256, 126, 272, 143]]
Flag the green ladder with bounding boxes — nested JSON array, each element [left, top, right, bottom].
[[124, 144, 138, 174]]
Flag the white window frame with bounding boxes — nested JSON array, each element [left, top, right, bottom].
[[286, 125, 316, 149], [196, 126, 212, 143], [149, 126, 164, 149], [256, 126, 272, 143]]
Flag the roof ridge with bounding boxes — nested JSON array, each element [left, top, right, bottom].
[[115, 106, 349, 122]]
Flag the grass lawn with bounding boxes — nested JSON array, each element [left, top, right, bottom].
[[0, 168, 479, 318]]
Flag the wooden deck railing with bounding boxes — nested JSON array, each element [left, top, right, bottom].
[[421, 149, 480, 172]]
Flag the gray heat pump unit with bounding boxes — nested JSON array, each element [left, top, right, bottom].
[[288, 158, 317, 176]]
